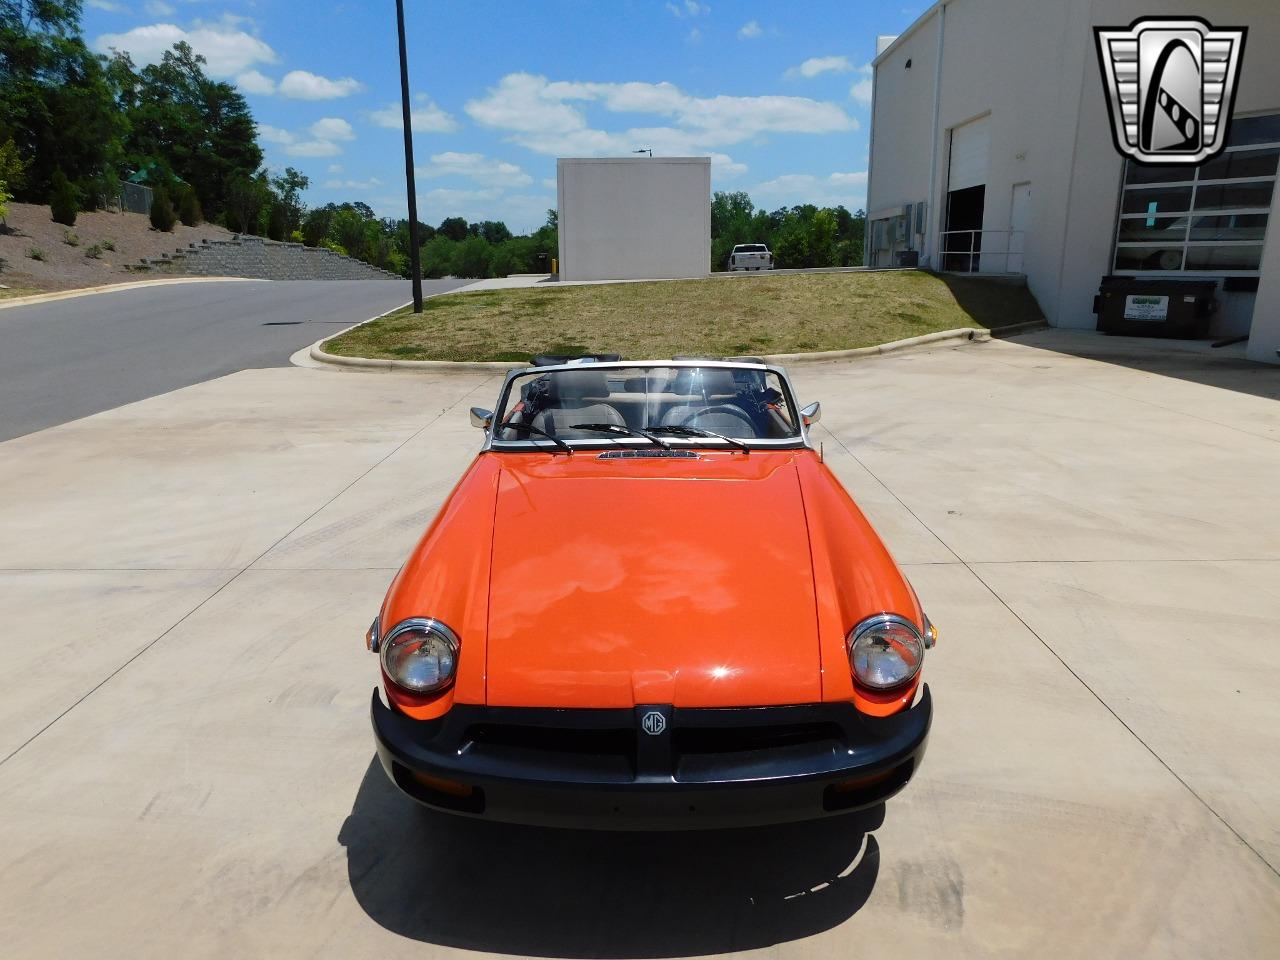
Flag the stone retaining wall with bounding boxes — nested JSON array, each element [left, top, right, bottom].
[[132, 235, 400, 281]]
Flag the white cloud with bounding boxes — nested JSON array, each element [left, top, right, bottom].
[[256, 124, 294, 145], [416, 152, 533, 188], [750, 171, 868, 207], [257, 123, 344, 158], [235, 69, 277, 95], [310, 117, 356, 142], [541, 177, 557, 190], [849, 64, 874, 106], [665, 1, 709, 17], [786, 56, 854, 79], [327, 164, 344, 173], [367, 94, 459, 133], [94, 18, 278, 77], [87, 0, 124, 11], [710, 153, 747, 177], [686, 27, 702, 44], [738, 20, 762, 39], [465, 73, 857, 158], [146, 1, 175, 15], [324, 177, 383, 190], [278, 70, 363, 100]]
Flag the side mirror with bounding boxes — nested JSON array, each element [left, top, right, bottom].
[[800, 401, 822, 427], [469, 407, 493, 430]]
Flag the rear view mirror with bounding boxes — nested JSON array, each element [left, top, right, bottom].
[[800, 401, 822, 427], [469, 407, 493, 430]]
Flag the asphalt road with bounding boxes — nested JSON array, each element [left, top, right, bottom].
[[0, 278, 468, 442]]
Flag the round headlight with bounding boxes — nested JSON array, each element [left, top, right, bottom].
[[848, 614, 924, 690], [380, 618, 459, 693]]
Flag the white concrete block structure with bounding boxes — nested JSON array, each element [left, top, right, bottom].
[[866, 0, 1280, 364], [557, 157, 711, 282]]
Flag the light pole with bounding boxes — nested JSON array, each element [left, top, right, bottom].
[[632, 148, 653, 157], [395, 0, 423, 312]]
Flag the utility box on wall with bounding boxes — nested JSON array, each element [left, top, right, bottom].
[[557, 157, 711, 282]]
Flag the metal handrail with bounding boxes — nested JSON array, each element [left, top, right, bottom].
[[938, 229, 1027, 273]]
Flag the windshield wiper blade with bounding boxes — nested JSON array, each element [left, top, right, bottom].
[[648, 424, 751, 452], [496, 420, 573, 454], [569, 422, 672, 449]]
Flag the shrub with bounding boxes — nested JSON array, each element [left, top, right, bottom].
[[63, 229, 79, 247], [177, 187, 202, 227], [150, 185, 176, 232], [452, 236, 493, 279], [289, 229, 304, 244], [101, 238, 115, 251], [85, 243, 103, 259], [27, 247, 45, 261], [0, 183, 10, 225], [50, 170, 78, 226]]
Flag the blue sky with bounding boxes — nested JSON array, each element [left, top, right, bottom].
[[84, 0, 930, 232]]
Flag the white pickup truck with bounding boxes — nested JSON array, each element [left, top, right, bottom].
[[728, 243, 773, 271]]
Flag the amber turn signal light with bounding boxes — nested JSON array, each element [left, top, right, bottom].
[[410, 771, 474, 798]]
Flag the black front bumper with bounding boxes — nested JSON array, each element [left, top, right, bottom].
[[371, 686, 931, 830]]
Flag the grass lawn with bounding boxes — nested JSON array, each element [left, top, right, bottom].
[[323, 270, 1045, 362], [0, 286, 40, 299]]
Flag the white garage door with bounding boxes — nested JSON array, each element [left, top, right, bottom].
[[949, 116, 990, 191]]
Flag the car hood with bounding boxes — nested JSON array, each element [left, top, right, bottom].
[[484, 451, 822, 708]]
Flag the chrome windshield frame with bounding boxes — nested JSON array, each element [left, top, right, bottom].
[[479, 359, 816, 453]]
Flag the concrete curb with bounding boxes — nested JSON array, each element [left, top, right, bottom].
[[304, 314, 1049, 375], [0, 276, 265, 310], [762, 319, 1048, 364]]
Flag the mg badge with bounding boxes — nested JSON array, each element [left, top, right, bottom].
[[641, 711, 667, 736], [1095, 17, 1246, 165]]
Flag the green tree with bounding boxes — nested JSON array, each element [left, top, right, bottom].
[[301, 205, 333, 247], [0, 138, 29, 194], [149, 183, 175, 231], [0, 1, 126, 204], [49, 168, 77, 225], [266, 201, 288, 241], [177, 185, 202, 226], [437, 216, 468, 242], [807, 209, 838, 268], [224, 171, 270, 234], [421, 235, 457, 278], [120, 43, 262, 218], [477, 220, 511, 244], [271, 166, 309, 234], [451, 235, 492, 278]]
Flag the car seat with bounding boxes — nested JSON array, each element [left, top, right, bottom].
[[530, 370, 626, 436]]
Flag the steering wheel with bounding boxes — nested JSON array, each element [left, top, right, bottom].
[[679, 404, 757, 437]]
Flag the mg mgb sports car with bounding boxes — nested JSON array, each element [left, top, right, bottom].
[[366, 359, 935, 829]]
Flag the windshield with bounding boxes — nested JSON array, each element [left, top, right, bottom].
[[492, 365, 802, 448]]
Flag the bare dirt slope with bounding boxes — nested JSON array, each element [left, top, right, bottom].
[[0, 202, 234, 292]]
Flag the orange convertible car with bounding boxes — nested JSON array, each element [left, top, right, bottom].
[[367, 360, 935, 828]]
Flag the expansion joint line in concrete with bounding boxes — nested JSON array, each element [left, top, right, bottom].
[[816, 422, 1280, 881], [0, 377, 497, 770]]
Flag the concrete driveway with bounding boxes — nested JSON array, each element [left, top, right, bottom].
[[0, 330, 1277, 957]]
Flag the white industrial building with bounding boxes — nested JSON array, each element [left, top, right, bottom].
[[556, 157, 711, 282], [865, 0, 1280, 364]]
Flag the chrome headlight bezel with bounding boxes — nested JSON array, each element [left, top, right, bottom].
[[847, 613, 925, 690], [379, 617, 460, 694]]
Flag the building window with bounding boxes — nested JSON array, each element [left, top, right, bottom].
[[1112, 113, 1278, 275]]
